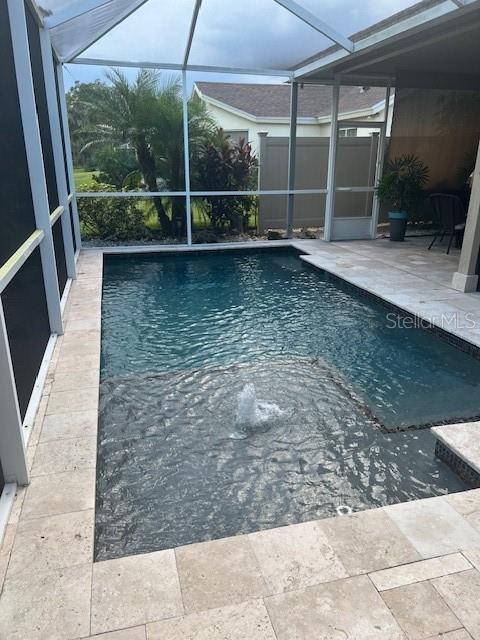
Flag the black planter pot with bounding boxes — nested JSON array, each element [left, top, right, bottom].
[[389, 211, 408, 242]]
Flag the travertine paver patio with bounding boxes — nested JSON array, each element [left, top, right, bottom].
[[2, 239, 480, 639]]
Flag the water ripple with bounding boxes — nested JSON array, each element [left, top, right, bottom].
[[96, 358, 465, 560]]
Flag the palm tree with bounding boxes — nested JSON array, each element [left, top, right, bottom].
[[80, 69, 215, 237]]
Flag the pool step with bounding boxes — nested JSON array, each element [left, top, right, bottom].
[[432, 422, 480, 488]]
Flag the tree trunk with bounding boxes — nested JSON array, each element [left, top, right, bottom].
[[171, 198, 186, 239], [170, 152, 186, 239], [135, 142, 172, 236]]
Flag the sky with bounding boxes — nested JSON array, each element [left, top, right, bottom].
[[44, 0, 425, 90]]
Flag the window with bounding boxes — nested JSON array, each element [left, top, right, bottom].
[[225, 130, 249, 145], [339, 127, 357, 137]]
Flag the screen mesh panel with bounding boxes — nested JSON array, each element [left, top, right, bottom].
[[2, 248, 50, 420], [0, 0, 37, 265], [299, 0, 429, 38], [36, 0, 463, 72], [189, 0, 331, 70], [81, 0, 194, 64], [50, 0, 147, 61]]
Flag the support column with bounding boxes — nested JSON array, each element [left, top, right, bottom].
[[39, 27, 76, 279], [324, 78, 340, 242], [257, 132, 268, 234], [7, 0, 63, 335], [182, 70, 192, 246], [452, 140, 480, 293], [370, 84, 391, 239], [286, 81, 298, 238], [0, 300, 28, 486], [56, 63, 82, 253]]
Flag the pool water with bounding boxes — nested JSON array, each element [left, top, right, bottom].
[[96, 248, 478, 560]]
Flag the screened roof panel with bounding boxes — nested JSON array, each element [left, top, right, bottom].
[[49, 0, 143, 60], [189, 0, 332, 70], [36, 0, 73, 13], [81, 0, 196, 64], [35, 0, 465, 71]]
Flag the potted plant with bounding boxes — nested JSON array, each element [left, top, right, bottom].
[[377, 154, 429, 241]]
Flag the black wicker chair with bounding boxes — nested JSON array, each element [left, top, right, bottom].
[[428, 193, 466, 254]]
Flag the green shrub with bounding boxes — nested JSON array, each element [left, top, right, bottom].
[[77, 183, 148, 240], [194, 135, 258, 232]]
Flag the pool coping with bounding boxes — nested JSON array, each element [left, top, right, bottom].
[[2, 239, 480, 638]]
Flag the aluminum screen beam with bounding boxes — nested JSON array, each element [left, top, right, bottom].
[[0, 300, 28, 486], [76, 189, 328, 197], [286, 82, 298, 238], [273, 0, 354, 53], [72, 57, 293, 77], [183, 0, 202, 68], [56, 64, 82, 252], [370, 86, 390, 238], [323, 78, 339, 242], [182, 70, 192, 245], [39, 27, 76, 279]]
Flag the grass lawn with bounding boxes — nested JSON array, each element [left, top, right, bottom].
[[143, 201, 257, 232], [74, 168, 100, 190]]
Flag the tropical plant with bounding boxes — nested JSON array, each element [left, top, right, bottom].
[[377, 154, 429, 213], [194, 133, 258, 232], [66, 80, 110, 168], [76, 69, 216, 238]]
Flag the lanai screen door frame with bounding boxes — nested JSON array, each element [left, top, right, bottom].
[[323, 80, 391, 241]]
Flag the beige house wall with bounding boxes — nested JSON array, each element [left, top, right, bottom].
[[204, 100, 391, 156], [204, 102, 327, 154], [388, 88, 480, 191]]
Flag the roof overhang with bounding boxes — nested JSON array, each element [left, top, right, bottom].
[[195, 84, 392, 124], [295, 0, 480, 88]]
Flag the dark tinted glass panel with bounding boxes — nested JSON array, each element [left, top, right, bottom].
[[26, 6, 59, 213], [0, 0, 37, 265], [2, 248, 50, 419], [52, 218, 68, 295], [70, 203, 77, 252]]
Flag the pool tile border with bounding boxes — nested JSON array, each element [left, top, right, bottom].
[[1, 241, 480, 638], [435, 441, 480, 488], [300, 253, 480, 359]]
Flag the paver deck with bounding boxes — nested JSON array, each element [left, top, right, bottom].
[[2, 237, 480, 639]]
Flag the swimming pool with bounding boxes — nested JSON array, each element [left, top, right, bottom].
[[96, 247, 478, 560]]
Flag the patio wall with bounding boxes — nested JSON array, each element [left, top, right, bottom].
[[388, 86, 480, 192]]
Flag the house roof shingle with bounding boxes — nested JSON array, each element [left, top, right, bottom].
[[195, 83, 387, 119]]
